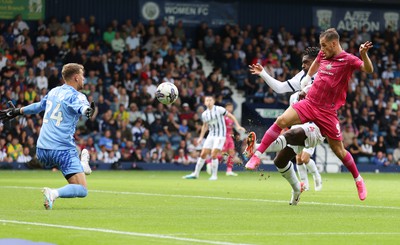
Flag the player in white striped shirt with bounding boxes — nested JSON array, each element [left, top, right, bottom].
[[183, 96, 245, 180]]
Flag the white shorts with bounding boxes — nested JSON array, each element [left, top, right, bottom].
[[203, 136, 226, 150], [288, 122, 324, 155]]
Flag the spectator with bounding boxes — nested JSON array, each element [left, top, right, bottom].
[[7, 137, 23, 161], [16, 146, 32, 163], [174, 148, 189, 165], [372, 151, 390, 166]]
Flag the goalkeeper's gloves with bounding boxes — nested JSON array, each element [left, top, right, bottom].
[[0, 101, 22, 122], [85, 101, 96, 118], [300, 74, 312, 90]]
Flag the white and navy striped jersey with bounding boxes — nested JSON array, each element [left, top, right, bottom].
[[201, 105, 227, 137]]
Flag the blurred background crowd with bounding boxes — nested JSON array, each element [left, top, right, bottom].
[[0, 13, 399, 168]]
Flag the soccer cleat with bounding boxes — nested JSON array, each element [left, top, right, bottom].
[[42, 187, 54, 210], [243, 132, 256, 159], [226, 171, 238, 176], [290, 182, 305, 206], [183, 174, 198, 179], [209, 176, 218, 181], [356, 178, 367, 201], [81, 149, 92, 175], [314, 175, 323, 191], [206, 163, 212, 175], [245, 154, 261, 170]]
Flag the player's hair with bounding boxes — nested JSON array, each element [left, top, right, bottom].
[[320, 28, 340, 41], [225, 102, 233, 107], [303, 47, 320, 59], [62, 63, 84, 82]]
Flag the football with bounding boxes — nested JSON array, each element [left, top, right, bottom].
[[155, 82, 179, 105]]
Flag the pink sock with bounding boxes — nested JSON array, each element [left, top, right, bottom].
[[226, 156, 233, 172], [343, 151, 359, 178], [257, 123, 282, 153]]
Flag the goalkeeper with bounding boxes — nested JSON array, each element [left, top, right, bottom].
[[0, 63, 96, 210]]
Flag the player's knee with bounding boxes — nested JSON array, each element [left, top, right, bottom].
[[301, 155, 310, 163], [276, 116, 289, 128], [78, 186, 88, 198]]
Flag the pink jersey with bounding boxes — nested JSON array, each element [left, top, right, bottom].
[[307, 50, 363, 110], [225, 116, 234, 136]]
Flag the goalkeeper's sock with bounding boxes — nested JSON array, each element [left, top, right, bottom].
[[57, 184, 88, 198]]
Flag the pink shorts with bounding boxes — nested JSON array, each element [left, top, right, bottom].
[[222, 136, 235, 152], [292, 99, 342, 141]]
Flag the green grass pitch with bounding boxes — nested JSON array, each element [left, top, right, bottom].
[[0, 170, 399, 245]]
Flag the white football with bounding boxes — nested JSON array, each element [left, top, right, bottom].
[[155, 82, 179, 105]]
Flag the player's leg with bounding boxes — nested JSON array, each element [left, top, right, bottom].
[[301, 148, 322, 191], [224, 136, 238, 176], [258, 107, 302, 152], [296, 154, 309, 191], [327, 138, 367, 200], [39, 149, 89, 210], [274, 147, 305, 205], [183, 147, 211, 179], [209, 137, 226, 180], [243, 127, 307, 159], [225, 148, 238, 176]]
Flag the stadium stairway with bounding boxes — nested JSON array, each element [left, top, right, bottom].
[[198, 56, 245, 122]]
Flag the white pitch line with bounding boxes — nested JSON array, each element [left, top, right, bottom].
[[1, 186, 400, 210], [0, 219, 252, 245], [165, 232, 400, 236]]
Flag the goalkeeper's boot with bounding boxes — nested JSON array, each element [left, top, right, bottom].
[[243, 132, 256, 159], [81, 149, 92, 175], [42, 187, 55, 210]]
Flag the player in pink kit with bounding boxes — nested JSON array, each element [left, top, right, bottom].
[[222, 102, 239, 176], [245, 28, 373, 201]]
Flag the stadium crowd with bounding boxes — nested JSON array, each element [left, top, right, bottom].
[[0, 14, 399, 168]]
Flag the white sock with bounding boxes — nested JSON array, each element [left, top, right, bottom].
[[193, 158, 206, 177], [306, 159, 320, 179], [277, 161, 301, 192], [52, 189, 59, 199], [297, 163, 309, 188], [355, 175, 362, 182], [265, 135, 287, 153], [211, 158, 219, 178]]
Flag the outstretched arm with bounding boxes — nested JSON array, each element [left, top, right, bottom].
[[249, 63, 294, 93], [359, 41, 373, 73], [226, 112, 245, 132]]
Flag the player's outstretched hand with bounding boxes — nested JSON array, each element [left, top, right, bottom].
[[248, 63, 263, 75], [0, 101, 22, 122], [85, 101, 96, 118], [359, 41, 373, 55]]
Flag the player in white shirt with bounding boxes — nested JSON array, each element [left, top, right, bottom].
[[245, 47, 322, 204], [183, 96, 245, 180]]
